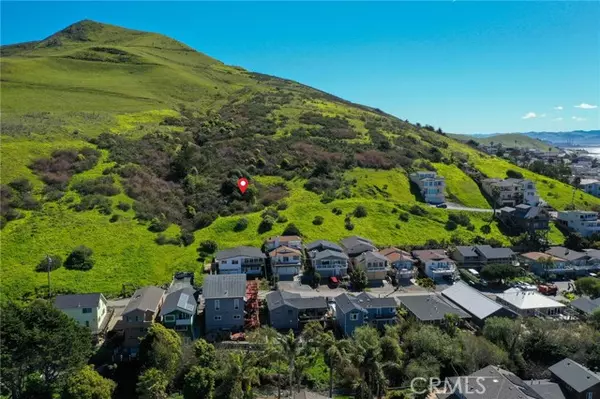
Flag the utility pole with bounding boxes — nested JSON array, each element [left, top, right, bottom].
[[46, 254, 52, 299]]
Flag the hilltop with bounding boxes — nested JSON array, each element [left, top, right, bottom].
[[2, 20, 599, 299], [450, 133, 558, 152]]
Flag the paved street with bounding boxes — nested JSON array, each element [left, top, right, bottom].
[[435, 203, 496, 213]]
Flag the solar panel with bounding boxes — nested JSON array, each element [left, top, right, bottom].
[[177, 293, 195, 312]]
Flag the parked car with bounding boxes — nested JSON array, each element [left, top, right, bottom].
[[436, 203, 448, 208], [328, 276, 340, 288]]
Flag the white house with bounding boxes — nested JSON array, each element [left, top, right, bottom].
[[265, 235, 302, 252], [556, 211, 600, 237], [54, 293, 108, 334], [269, 245, 302, 281], [409, 171, 446, 204], [579, 179, 600, 197], [215, 246, 266, 276], [495, 290, 565, 317], [412, 249, 457, 281], [481, 178, 540, 207]]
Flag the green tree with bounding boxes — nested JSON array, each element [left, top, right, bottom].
[[575, 277, 600, 298], [349, 267, 368, 291], [64, 245, 95, 270], [564, 232, 588, 251], [489, 186, 501, 226], [137, 368, 168, 399], [249, 327, 286, 399], [572, 176, 581, 208], [138, 324, 182, 379], [276, 330, 303, 395], [282, 223, 302, 236], [193, 339, 216, 368], [590, 308, 600, 330], [480, 264, 521, 282], [183, 366, 215, 399], [442, 313, 461, 337], [218, 350, 261, 399], [0, 300, 93, 398], [61, 365, 115, 399], [350, 326, 389, 399]]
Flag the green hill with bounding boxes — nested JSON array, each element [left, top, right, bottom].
[[1, 20, 596, 300], [450, 133, 558, 152]]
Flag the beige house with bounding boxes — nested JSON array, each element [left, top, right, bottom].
[[121, 286, 165, 351]]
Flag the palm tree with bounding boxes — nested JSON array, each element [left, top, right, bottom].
[[489, 185, 501, 225], [277, 330, 303, 396], [248, 327, 286, 399], [220, 350, 260, 399], [319, 331, 353, 398]]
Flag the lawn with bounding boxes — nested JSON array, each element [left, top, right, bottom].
[[432, 162, 490, 208]]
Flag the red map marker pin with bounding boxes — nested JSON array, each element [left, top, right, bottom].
[[237, 177, 249, 194]]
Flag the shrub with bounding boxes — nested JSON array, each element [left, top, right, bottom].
[[261, 208, 279, 220], [155, 234, 180, 246], [199, 240, 218, 253], [312, 216, 324, 225], [445, 220, 458, 231], [391, 208, 398, 214], [399, 212, 410, 222], [258, 216, 275, 234], [36, 255, 63, 272], [353, 205, 368, 218], [233, 218, 249, 232], [282, 223, 302, 236], [345, 220, 355, 231], [179, 230, 195, 247], [193, 212, 217, 230], [466, 224, 475, 231], [117, 202, 131, 212], [409, 205, 427, 216], [64, 246, 94, 271], [276, 215, 288, 223], [480, 225, 491, 234], [395, 223, 401, 229], [72, 176, 120, 196], [8, 178, 33, 193], [506, 169, 524, 179], [448, 213, 470, 227], [148, 217, 169, 233], [332, 207, 343, 215], [109, 214, 120, 223], [74, 195, 112, 214], [276, 202, 288, 211]]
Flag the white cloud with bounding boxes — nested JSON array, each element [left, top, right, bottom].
[[574, 103, 598, 109], [572, 116, 587, 121], [522, 112, 537, 119], [554, 106, 563, 110], [553, 117, 563, 121], [539, 113, 547, 118]]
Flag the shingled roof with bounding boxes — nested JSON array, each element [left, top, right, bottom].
[[54, 293, 104, 310], [215, 246, 265, 260], [549, 358, 600, 393], [203, 274, 246, 299], [123, 286, 165, 315]]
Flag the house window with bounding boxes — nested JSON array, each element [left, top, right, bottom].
[[233, 315, 241, 320], [164, 315, 176, 322], [349, 313, 359, 321], [215, 300, 220, 311], [214, 315, 222, 321], [232, 260, 239, 264], [175, 325, 188, 332], [293, 256, 299, 260], [82, 308, 92, 314], [85, 321, 90, 327], [586, 393, 593, 399], [283, 256, 289, 262], [234, 299, 240, 310]]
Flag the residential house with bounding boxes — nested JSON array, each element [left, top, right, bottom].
[[121, 286, 165, 351], [54, 293, 109, 334], [398, 294, 469, 324], [409, 171, 446, 204], [412, 249, 457, 281], [215, 246, 266, 277], [159, 287, 197, 340], [579, 179, 600, 197], [379, 247, 416, 280], [307, 249, 349, 278], [481, 178, 540, 207], [269, 246, 302, 281], [495, 290, 565, 317], [305, 239, 343, 253], [292, 390, 329, 399], [556, 211, 600, 237], [437, 365, 565, 399], [498, 204, 550, 234], [340, 236, 377, 257], [265, 235, 302, 252], [441, 281, 517, 327], [353, 251, 388, 285], [520, 251, 570, 277], [544, 246, 600, 277], [451, 245, 515, 268], [203, 274, 246, 333], [266, 290, 328, 331], [333, 292, 397, 336], [570, 297, 600, 317], [548, 358, 600, 399]]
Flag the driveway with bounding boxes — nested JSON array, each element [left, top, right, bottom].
[[435, 203, 496, 213]]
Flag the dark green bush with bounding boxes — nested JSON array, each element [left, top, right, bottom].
[[312, 216, 324, 225], [399, 212, 410, 222], [332, 207, 343, 215], [109, 214, 120, 223], [199, 240, 218, 253], [258, 216, 275, 234], [117, 202, 131, 212], [480, 225, 491, 234], [234, 218, 249, 232], [148, 217, 169, 233], [64, 246, 94, 271], [36, 255, 63, 272], [179, 230, 195, 247], [282, 223, 302, 236], [353, 205, 368, 218], [409, 205, 427, 216]]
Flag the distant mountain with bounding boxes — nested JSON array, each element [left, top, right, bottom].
[[464, 131, 600, 147], [449, 133, 558, 151]]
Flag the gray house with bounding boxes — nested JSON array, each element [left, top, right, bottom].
[[441, 281, 517, 326], [215, 246, 266, 276], [266, 290, 328, 331], [121, 286, 165, 351], [451, 245, 515, 268], [334, 292, 397, 336], [549, 358, 600, 399], [340, 236, 377, 257], [308, 249, 349, 278], [398, 294, 469, 324], [160, 287, 197, 340], [203, 274, 246, 334], [305, 240, 343, 253]]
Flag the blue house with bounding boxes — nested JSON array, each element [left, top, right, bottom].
[[333, 292, 398, 336], [159, 287, 197, 341], [203, 274, 246, 334]]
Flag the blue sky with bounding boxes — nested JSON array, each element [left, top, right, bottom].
[[1, 1, 599, 134]]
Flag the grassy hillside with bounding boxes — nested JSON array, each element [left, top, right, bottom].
[[450, 133, 558, 152], [0, 20, 594, 299]]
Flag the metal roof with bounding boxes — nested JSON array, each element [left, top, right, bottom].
[[355, 292, 398, 309], [545, 246, 588, 262], [203, 274, 246, 299], [399, 294, 469, 322], [123, 286, 165, 315], [160, 287, 197, 316], [267, 291, 328, 311], [215, 246, 265, 260], [356, 251, 388, 263], [441, 281, 512, 320], [340, 236, 376, 255], [570, 296, 600, 315], [549, 358, 600, 393], [475, 245, 515, 260], [54, 293, 104, 310], [454, 246, 478, 258], [496, 291, 565, 310]]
